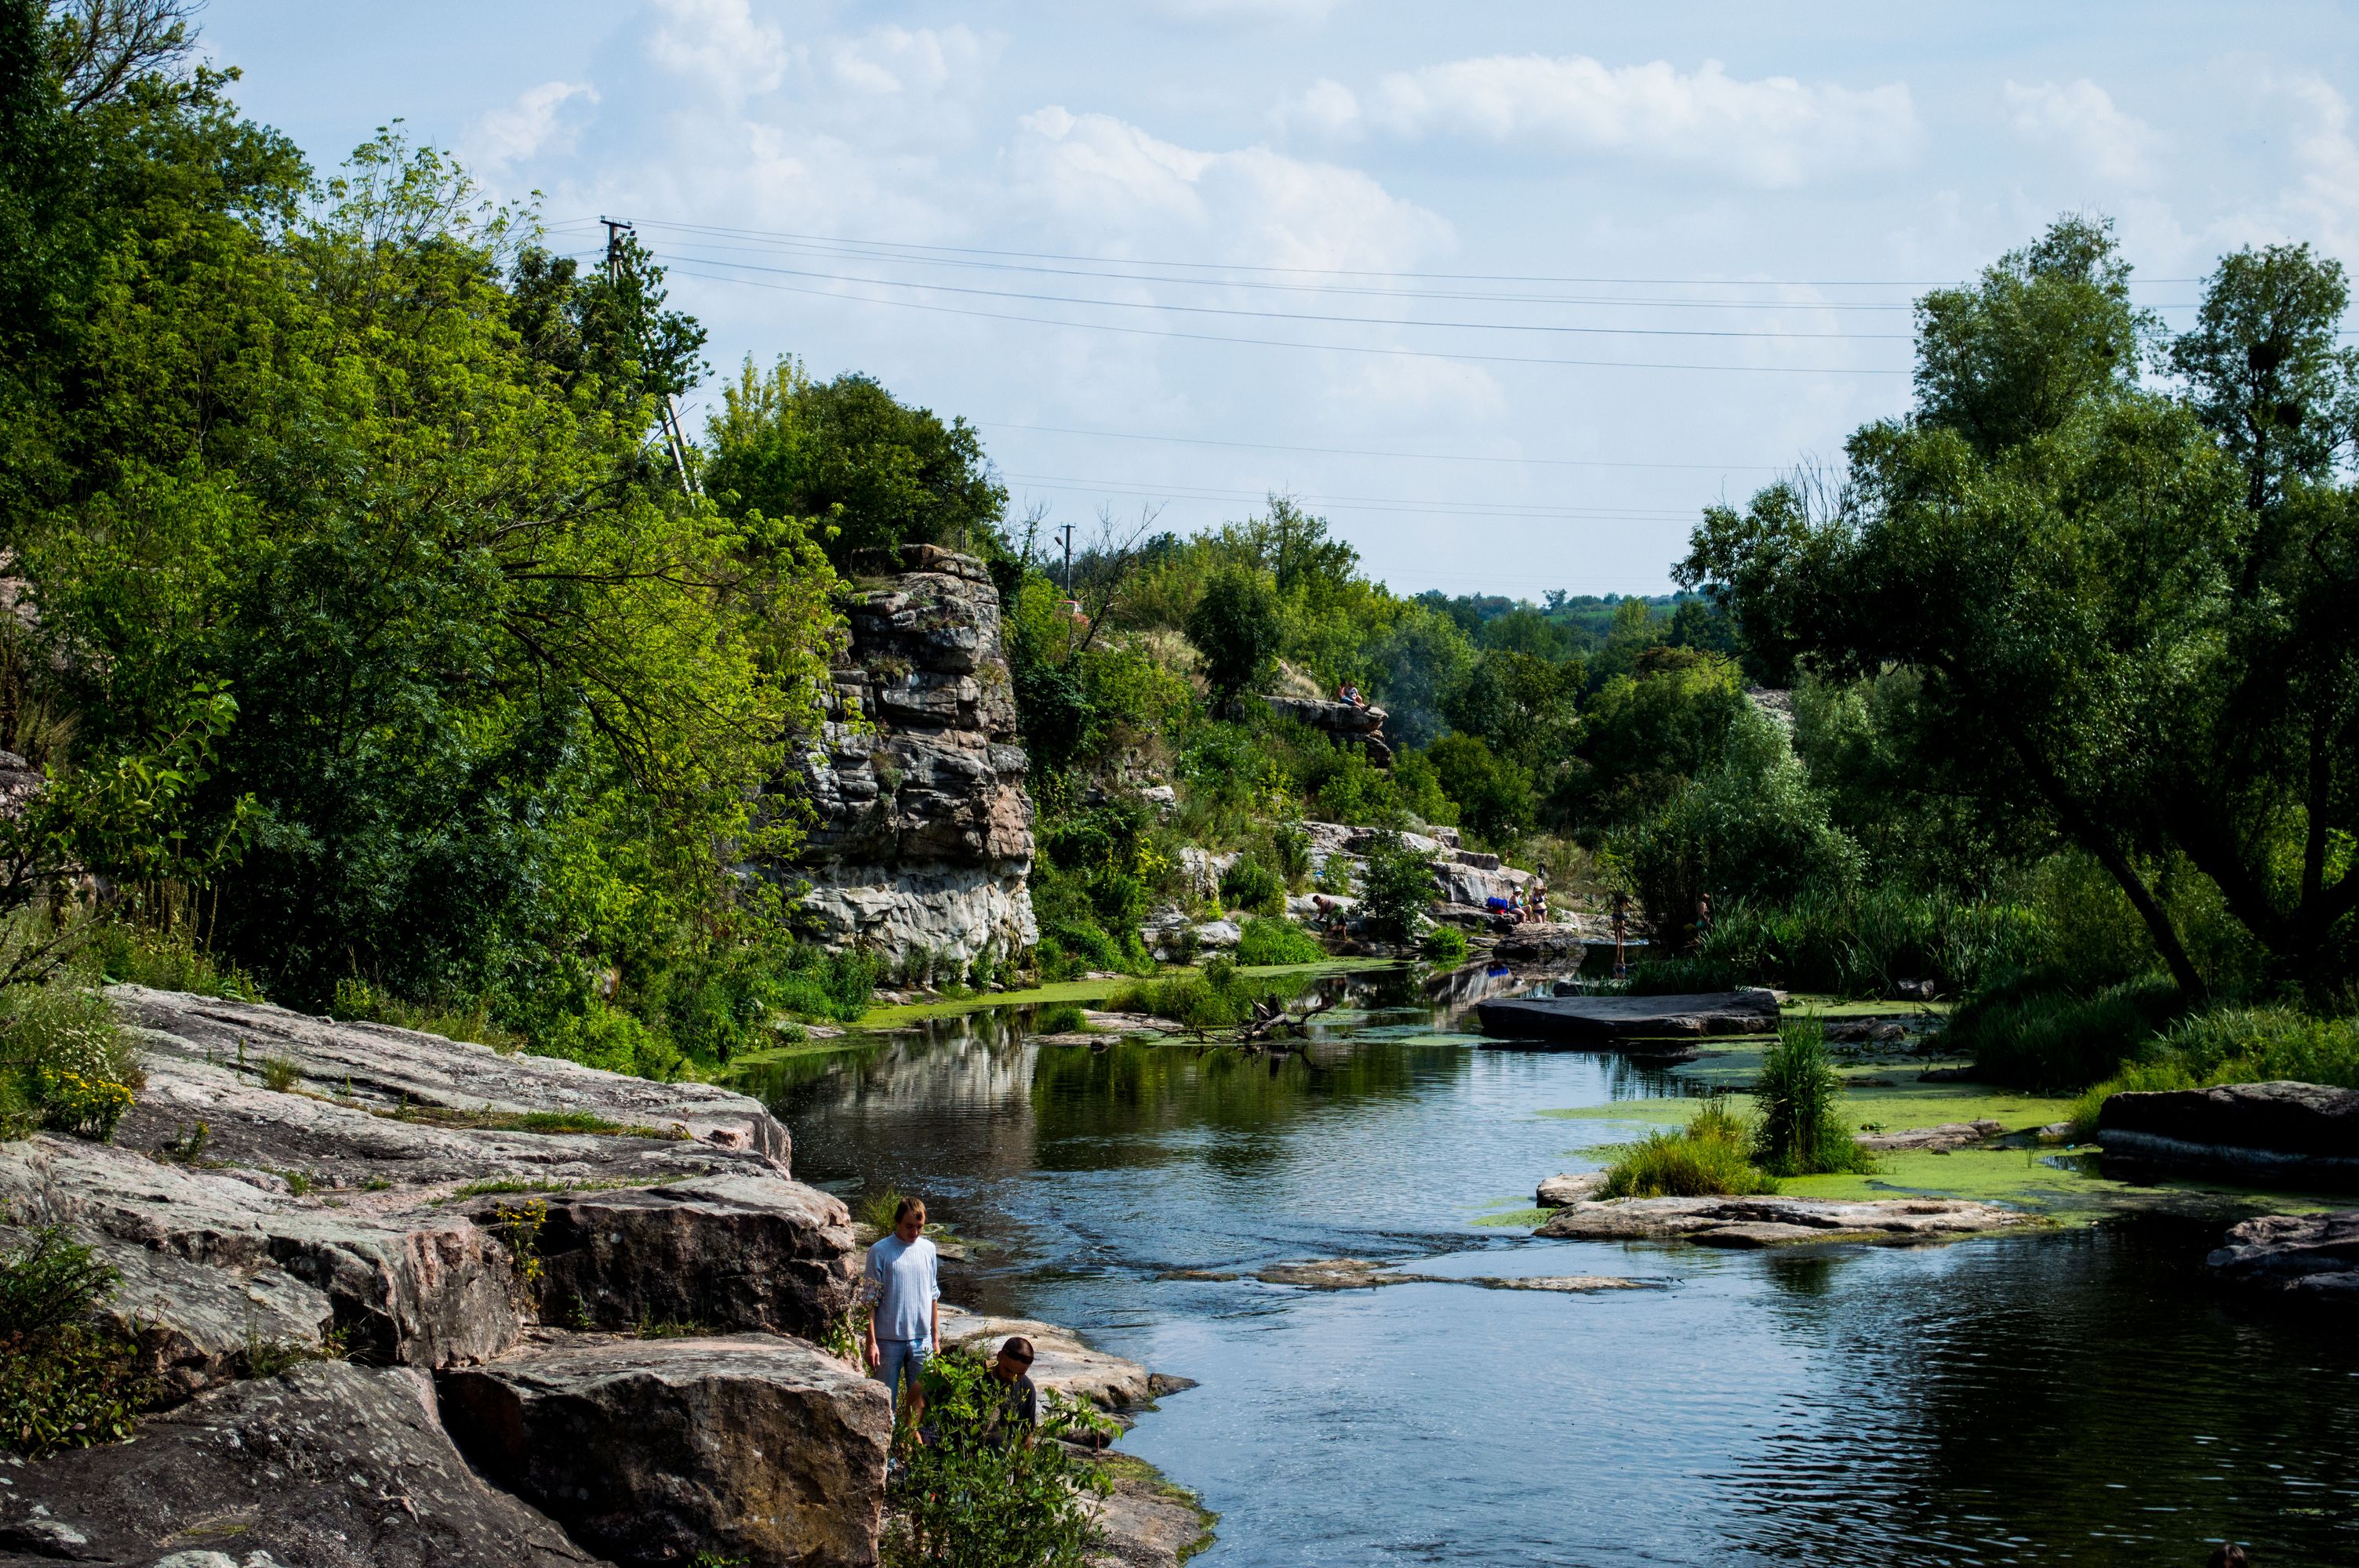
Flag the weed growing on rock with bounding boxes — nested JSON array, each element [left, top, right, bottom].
[[0, 981, 143, 1142], [259, 1055, 302, 1093], [1753, 1019, 1875, 1177], [883, 1350, 1118, 1568], [0, 1227, 158, 1457], [1601, 1099, 1779, 1198], [489, 1200, 549, 1297]]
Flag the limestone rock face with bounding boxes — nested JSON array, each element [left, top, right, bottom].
[[2207, 1210, 2359, 1298], [2099, 1081, 2359, 1187], [438, 1331, 891, 1568], [0, 1362, 603, 1568], [1262, 695, 1392, 766], [790, 546, 1036, 964], [482, 1175, 858, 1340]]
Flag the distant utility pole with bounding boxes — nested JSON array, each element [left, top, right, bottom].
[[601, 216, 698, 495], [1059, 523, 1076, 599]]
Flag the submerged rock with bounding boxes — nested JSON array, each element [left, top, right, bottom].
[[1535, 1195, 2032, 1245], [0, 1362, 600, 1568], [1250, 1258, 1649, 1293], [1856, 1119, 2005, 1152], [1475, 989, 1779, 1045], [438, 1331, 890, 1568], [2098, 1081, 2359, 1189], [2206, 1210, 2359, 1298]]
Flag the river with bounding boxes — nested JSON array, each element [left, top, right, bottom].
[[736, 969, 2359, 1567]]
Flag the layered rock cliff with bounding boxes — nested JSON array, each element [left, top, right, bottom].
[[787, 546, 1036, 966]]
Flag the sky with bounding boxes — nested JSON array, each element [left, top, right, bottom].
[[196, 2, 2359, 597]]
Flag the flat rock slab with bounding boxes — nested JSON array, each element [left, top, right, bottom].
[[1475, 990, 1779, 1046], [936, 1307, 1161, 1410], [2207, 1210, 2359, 1298], [1251, 1258, 1649, 1293], [1085, 1461, 1218, 1568], [110, 985, 789, 1162], [1536, 1171, 1608, 1207], [1490, 924, 1588, 961], [439, 1331, 890, 1568], [1856, 1120, 2005, 1153], [0, 1363, 600, 1568], [1536, 1195, 2033, 1246], [2099, 1081, 2359, 1188]]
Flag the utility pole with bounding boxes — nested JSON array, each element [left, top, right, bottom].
[[1059, 523, 1076, 600], [601, 216, 698, 495]]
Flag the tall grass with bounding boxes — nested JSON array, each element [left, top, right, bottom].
[[1946, 974, 2185, 1091], [1752, 1018, 1874, 1177], [1600, 1099, 1779, 1198], [1234, 916, 1325, 967], [2069, 1006, 2359, 1136], [1626, 885, 2045, 1000]]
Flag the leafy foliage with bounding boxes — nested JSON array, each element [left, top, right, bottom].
[[1357, 830, 1437, 942], [1601, 1099, 1777, 1198], [1234, 916, 1325, 967], [885, 1350, 1116, 1568], [0, 1227, 158, 1457]]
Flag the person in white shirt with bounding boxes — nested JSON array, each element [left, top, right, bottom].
[[863, 1196, 942, 1419]]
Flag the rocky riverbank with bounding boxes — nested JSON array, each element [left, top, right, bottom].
[[0, 987, 1209, 1568]]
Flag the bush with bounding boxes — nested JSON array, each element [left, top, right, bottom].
[[0, 1227, 158, 1457], [771, 945, 882, 1022], [1419, 925, 1470, 964], [1101, 965, 1301, 1032], [1946, 973, 2186, 1091], [1033, 1002, 1089, 1034], [1219, 856, 1285, 916], [1234, 917, 1325, 967], [1267, 824, 1313, 888], [0, 982, 144, 1142], [2069, 1006, 2359, 1136], [92, 923, 264, 1001], [1752, 1018, 1873, 1177], [1358, 829, 1436, 941], [1623, 884, 2045, 1000], [883, 1349, 1117, 1568], [1600, 1100, 1778, 1197]]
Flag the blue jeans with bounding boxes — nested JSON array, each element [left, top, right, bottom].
[[876, 1338, 931, 1407]]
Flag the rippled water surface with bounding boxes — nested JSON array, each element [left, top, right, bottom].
[[739, 971, 2359, 1567]]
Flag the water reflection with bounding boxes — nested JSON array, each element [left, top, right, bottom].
[[737, 999, 2359, 1566]]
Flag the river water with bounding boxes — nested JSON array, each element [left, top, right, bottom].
[[736, 969, 2359, 1567]]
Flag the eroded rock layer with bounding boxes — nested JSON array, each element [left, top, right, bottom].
[[789, 545, 1036, 964]]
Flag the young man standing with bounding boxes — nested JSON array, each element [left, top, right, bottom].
[[863, 1196, 941, 1419]]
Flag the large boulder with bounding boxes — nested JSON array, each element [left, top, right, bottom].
[[1477, 989, 1779, 1045], [482, 1175, 858, 1340], [2098, 1081, 2359, 1188], [791, 546, 1037, 964], [111, 985, 789, 1163], [438, 1331, 891, 1568], [0, 1362, 601, 1568], [2206, 1210, 2359, 1298]]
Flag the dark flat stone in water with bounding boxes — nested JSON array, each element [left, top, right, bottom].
[[1475, 989, 1778, 1047]]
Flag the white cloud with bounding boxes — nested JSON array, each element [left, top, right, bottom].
[[646, 0, 787, 102], [1151, 0, 1349, 23], [1278, 78, 1361, 139], [2003, 79, 2160, 183], [1299, 55, 1917, 187], [2275, 73, 2359, 251], [465, 80, 599, 169]]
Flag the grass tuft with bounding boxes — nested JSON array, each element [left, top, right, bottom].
[[1753, 1018, 1875, 1178], [1600, 1098, 1778, 1198]]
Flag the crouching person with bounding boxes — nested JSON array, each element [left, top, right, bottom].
[[981, 1335, 1041, 1447]]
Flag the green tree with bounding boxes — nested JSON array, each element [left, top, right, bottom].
[[1186, 564, 1280, 706], [1425, 734, 1535, 848], [1358, 829, 1437, 940]]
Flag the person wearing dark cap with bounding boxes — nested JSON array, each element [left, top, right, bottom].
[[2207, 1545, 2247, 1567], [983, 1335, 1040, 1446]]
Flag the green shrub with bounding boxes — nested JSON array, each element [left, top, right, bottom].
[[1752, 1018, 1873, 1177], [1218, 856, 1285, 916], [884, 1349, 1118, 1568], [1419, 925, 1470, 964], [1267, 825, 1313, 889], [0, 982, 144, 1142], [1625, 884, 2045, 999], [0, 1227, 158, 1457], [1946, 974, 2186, 1091], [1101, 966, 1299, 1032], [1358, 829, 1436, 941], [1234, 917, 1325, 967], [770, 946, 881, 1022], [92, 923, 264, 1001], [1033, 1002, 1089, 1034], [1601, 1099, 1777, 1197]]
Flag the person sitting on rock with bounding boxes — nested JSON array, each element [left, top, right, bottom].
[[864, 1196, 942, 1423], [982, 1335, 1041, 1446], [1339, 681, 1366, 707]]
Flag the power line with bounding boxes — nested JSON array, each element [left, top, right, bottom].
[[977, 420, 1784, 472], [558, 215, 2208, 289], [1000, 473, 1703, 524], [656, 251, 1914, 342], [660, 263, 1912, 376]]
